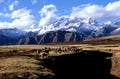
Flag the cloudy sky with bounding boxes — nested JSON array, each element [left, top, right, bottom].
[[0, 0, 120, 30]]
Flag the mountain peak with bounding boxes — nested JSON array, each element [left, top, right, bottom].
[[38, 17, 98, 35]]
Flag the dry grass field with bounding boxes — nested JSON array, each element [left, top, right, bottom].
[[0, 35, 120, 78], [0, 45, 56, 79], [0, 56, 55, 79]]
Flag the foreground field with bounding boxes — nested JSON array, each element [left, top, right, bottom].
[[0, 56, 54, 79], [0, 44, 120, 78]]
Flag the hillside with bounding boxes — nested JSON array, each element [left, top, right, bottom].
[[18, 31, 84, 44], [81, 35, 120, 45], [43, 35, 120, 45]]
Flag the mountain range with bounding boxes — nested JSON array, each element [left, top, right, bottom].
[[1, 17, 120, 45]]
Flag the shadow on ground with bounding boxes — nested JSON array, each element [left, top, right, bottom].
[[43, 50, 120, 79]]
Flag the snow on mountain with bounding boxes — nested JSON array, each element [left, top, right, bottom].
[[24, 28, 40, 33], [38, 17, 100, 35], [109, 22, 120, 35], [110, 28, 120, 35]]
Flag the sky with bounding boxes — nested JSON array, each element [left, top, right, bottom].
[[0, 0, 120, 30]]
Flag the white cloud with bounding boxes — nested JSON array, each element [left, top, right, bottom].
[[105, 1, 120, 18], [70, 0, 120, 20], [0, 22, 9, 29], [9, 4, 14, 11], [0, 8, 35, 30], [32, 0, 37, 4], [39, 4, 57, 27], [0, 13, 9, 17], [9, 0, 19, 11], [11, 8, 30, 19], [10, 15, 35, 29]]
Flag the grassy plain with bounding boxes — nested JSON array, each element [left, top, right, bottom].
[[0, 35, 120, 78]]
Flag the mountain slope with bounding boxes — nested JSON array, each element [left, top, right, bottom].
[[0, 28, 25, 39], [18, 31, 84, 44], [80, 35, 120, 45], [0, 28, 39, 45], [0, 28, 25, 45]]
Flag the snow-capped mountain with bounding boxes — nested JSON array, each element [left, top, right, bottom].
[[38, 17, 100, 35], [94, 22, 120, 37], [0, 17, 120, 45], [24, 17, 120, 37]]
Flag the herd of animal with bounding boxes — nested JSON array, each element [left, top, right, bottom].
[[31, 46, 83, 59], [0, 46, 82, 59]]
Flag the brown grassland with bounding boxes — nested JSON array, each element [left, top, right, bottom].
[[0, 35, 120, 78]]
